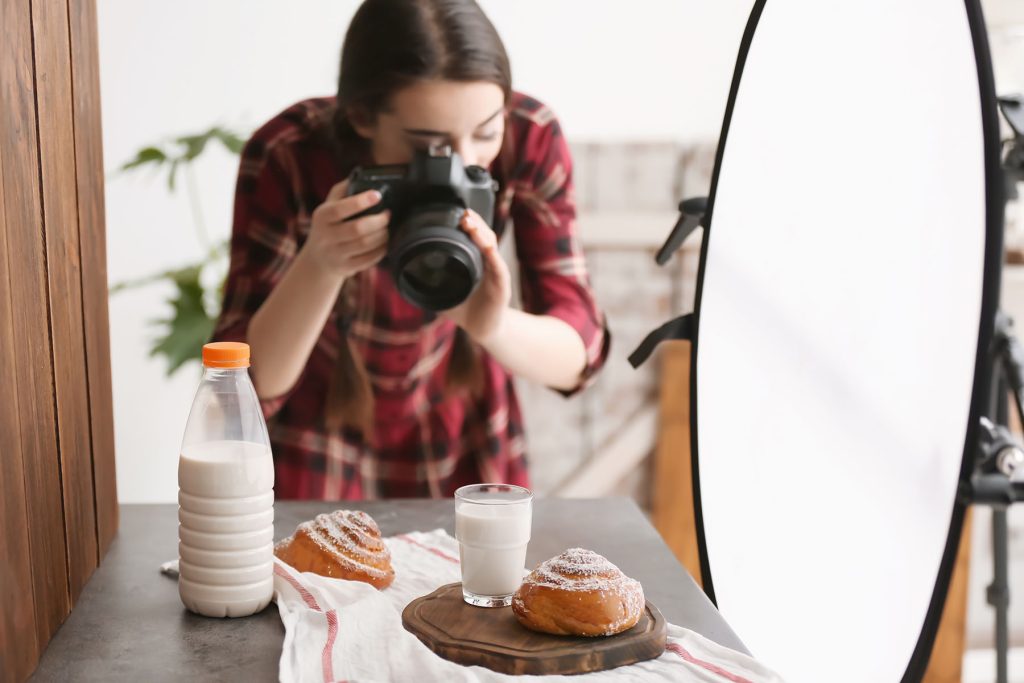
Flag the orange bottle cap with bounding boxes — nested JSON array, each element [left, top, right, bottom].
[[202, 342, 250, 369]]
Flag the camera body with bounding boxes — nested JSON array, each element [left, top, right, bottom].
[[346, 147, 498, 311]]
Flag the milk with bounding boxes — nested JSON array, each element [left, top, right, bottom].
[[455, 496, 532, 602], [178, 440, 274, 617]]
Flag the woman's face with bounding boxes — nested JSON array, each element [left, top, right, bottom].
[[352, 80, 506, 168]]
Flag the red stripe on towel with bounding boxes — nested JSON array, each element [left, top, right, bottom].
[[274, 565, 342, 682], [323, 609, 339, 683], [395, 534, 460, 564], [665, 643, 754, 683], [274, 563, 322, 611]]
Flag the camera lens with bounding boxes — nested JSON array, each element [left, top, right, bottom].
[[400, 247, 474, 306], [390, 204, 483, 311]]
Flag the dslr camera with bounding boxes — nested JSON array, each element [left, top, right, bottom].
[[346, 145, 497, 311]]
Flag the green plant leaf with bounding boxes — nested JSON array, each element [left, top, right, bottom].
[[212, 128, 246, 155], [175, 131, 213, 162], [119, 146, 167, 172], [111, 122, 249, 375], [110, 263, 195, 294], [110, 242, 229, 295], [167, 158, 180, 192], [150, 268, 216, 375]]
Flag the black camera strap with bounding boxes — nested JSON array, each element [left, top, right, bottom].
[[628, 313, 695, 369]]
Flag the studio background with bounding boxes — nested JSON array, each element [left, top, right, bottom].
[[97, 1, 1024, 679]]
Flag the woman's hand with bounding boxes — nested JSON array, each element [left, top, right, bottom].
[[298, 179, 391, 283], [442, 209, 512, 342], [247, 179, 389, 399]]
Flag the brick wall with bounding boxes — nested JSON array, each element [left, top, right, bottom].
[[509, 141, 717, 503]]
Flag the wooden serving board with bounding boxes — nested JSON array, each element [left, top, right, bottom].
[[401, 583, 668, 675]]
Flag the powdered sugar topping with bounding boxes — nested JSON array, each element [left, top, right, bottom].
[[529, 548, 632, 591], [283, 509, 392, 579], [515, 547, 645, 636]]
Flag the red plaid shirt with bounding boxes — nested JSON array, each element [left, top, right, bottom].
[[212, 92, 609, 500]]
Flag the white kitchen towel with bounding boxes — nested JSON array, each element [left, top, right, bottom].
[[273, 529, 784, 683]]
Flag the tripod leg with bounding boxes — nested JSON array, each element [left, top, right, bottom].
[[994, 342, 1024, 683], [986, 508, 1009, 683], [984, 364, 1010, 683]]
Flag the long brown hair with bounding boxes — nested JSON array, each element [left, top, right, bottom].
[[324, 0, 513, 436]]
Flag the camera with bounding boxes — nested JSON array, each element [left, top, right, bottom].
[[346, 145, 498, 311]]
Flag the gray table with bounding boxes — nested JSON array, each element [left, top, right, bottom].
[[32, 499, 746, 681]]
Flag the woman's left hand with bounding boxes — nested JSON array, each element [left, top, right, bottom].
[[442, 209, 511, 342]]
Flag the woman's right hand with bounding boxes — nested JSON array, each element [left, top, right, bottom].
[[299, 179, 390, 283]]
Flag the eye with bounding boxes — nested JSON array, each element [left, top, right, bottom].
[[474, 132, 499, 142]]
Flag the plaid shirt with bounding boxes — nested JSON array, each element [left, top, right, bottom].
[[212, 92, 609, 500]]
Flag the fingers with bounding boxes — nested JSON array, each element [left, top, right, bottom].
[[340, 220, 389, 256], [460, 209, 498, 253], [461, 210, 509, 283], [345, 244, 388, 271], [315, 188, 384, 224], [481, 236, 508, 276], [312, 208, 389, 254], [319, 236, 387, 277], [334, 210, 390, 243]]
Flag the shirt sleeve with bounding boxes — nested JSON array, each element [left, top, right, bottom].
[[510, 113, 611, 397], [211, 138, 303, 419]]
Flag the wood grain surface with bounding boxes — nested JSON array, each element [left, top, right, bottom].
[[30, 0, 100, 604], [0, 0, 117, 677], [402, 582, 668, 675], [0, 0, 72, 660], [69, 0, 119, 556]]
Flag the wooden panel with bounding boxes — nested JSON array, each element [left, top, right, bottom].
[[0, 101, 41, 683], [0, 0, 72, 650], [922, 505, 973, 682], [69, 0, 118, 554], [31, 0, 100, 600], [1, 0, 115, 674], [650, 340, 702, 587]]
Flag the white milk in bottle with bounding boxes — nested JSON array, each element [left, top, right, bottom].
[[178, 342, 275, 617]]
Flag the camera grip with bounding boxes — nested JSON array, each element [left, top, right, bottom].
[[344, 174, 391, 221]]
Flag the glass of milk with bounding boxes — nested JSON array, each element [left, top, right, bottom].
[[454, 484, 533, 607]]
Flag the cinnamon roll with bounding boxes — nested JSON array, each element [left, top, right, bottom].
[[274, 509, 395, 589], [512, 548, 644, 636]]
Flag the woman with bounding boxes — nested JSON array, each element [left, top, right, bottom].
[[212, 0, 609, 499]]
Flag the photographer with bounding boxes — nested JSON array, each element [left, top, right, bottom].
[[211, 0, 609, 500]]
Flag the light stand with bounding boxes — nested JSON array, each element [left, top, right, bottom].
[[962, 94, 1024, 683], [972, 317, 1024, 683]]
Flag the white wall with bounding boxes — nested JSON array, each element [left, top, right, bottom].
[[98, 0, 756, 504]]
